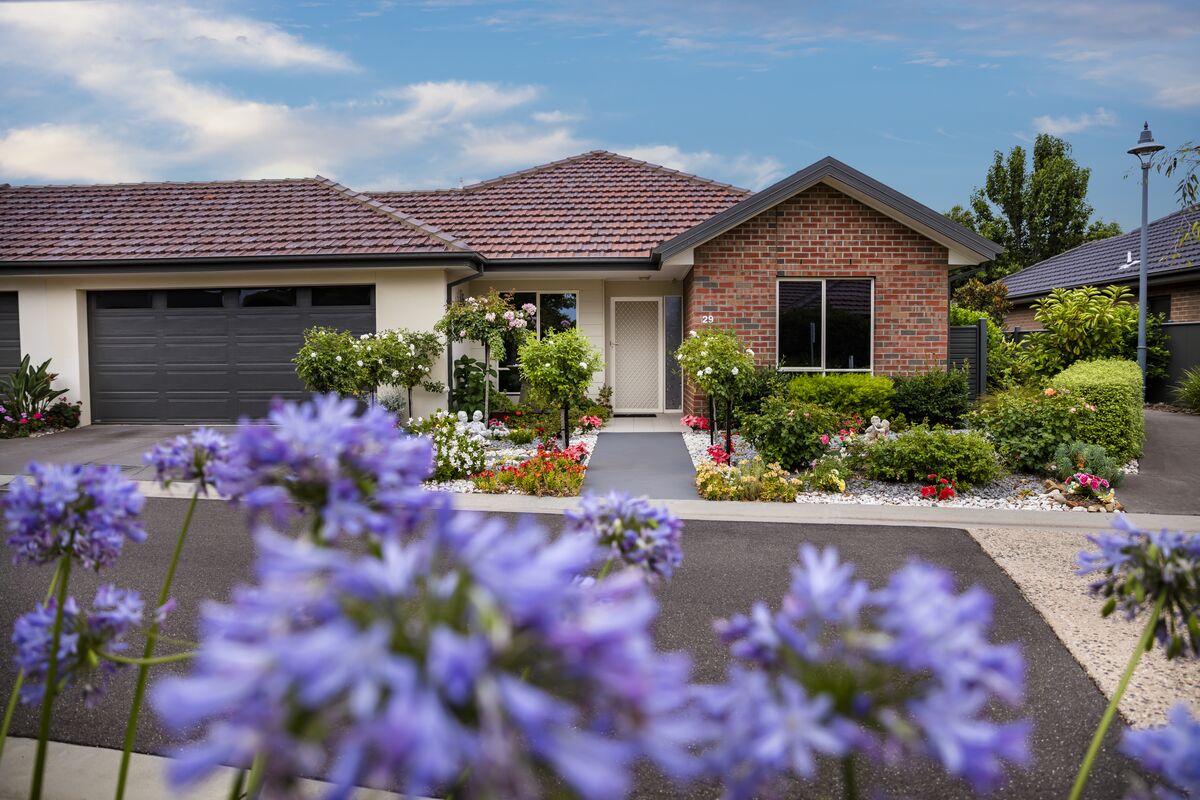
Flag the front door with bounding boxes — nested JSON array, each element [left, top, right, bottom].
[[611, 298, 662, 413]]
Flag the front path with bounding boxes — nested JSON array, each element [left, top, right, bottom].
[[582, 432, 698, 499], [1120, 409, 1200, 514]]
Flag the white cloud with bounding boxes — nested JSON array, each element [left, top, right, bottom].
[[0, 124, 151, 183], [1032, 107, 1118, 135], [532, 110, 582, 124], [905, 49, 961, 68], [623, 144, 783, 189], [461, 125, 588, 169]]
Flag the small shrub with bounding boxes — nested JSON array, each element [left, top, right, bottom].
[[44, 398, 82, 430], [1171, 367, 1200, 412], [695, 456, 802, 502], [866, 426, 1000, 488], [1, 355, 69, 417], [1053, 441, 1123, 486], [967, 387, 1093, 474], [890, 368, 970, 427], [802, 456, 849, 494], [472, 446, 587, 496], [739, 397, 840, 472], [786, 373, 893, 419], [506, 427, 536, 446], [1053, 358, 1144, 462], [410, 413, 485, 481], [736, 366, 789, 417]]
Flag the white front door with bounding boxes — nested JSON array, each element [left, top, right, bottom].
[[611, 298, 662, 413]]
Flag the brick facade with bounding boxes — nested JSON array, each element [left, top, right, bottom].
[[682, 184, 950, 412]]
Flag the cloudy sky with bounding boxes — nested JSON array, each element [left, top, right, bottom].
[[1, 0, 1197, 227]]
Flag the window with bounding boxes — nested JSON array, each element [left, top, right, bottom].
[[93, 291, 153, 309], [166, 289, 224, 309], [496, 291, 578, 393], [777, 279, 872, 371], [664, 295, 683, 410], [240, 288, 296, 307], [312, 285, 372, 306], [1149, 294, 1172, 321]]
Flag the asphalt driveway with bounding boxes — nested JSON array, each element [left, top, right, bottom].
[[1120, 409, 1200, 515], [0, 500, 1140, 799], [0, 425, 231, 480]]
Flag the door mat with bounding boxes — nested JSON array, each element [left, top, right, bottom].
[[612, 413, 656, 418]]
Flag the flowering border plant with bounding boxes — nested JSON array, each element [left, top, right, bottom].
[[1066, 472, 1112, 501], [920, 473, 957, 501], [578, 414, 603, 432], [680, 414, 710, 432]]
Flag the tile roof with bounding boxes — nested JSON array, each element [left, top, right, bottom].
[[0, 176, 469, 263], [1002, 208, 1200, 299], [376, 150, 751, 259]]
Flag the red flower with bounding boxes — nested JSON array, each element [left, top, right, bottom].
[[937, 486, 956, 501], [919, 485, 936, 499], [927, 473, 938, 481]]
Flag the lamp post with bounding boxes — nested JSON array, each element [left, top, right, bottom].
[[1127, 122, 1164, 383]]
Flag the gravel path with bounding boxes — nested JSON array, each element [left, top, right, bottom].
[[968, 527, 1200, 727]]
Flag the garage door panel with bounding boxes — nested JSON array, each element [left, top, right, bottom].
[[0, 293, 20, 377], [88, 287, 375, 424]]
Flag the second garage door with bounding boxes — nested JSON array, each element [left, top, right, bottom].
[[88, 285, 375, 423]]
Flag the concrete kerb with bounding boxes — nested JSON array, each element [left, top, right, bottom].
[[4, 474, 1197, 534]]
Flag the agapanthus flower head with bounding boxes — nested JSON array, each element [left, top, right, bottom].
[[151, 508, 701, 800], [564, 492, 683, 580], [1121, 704, 1200, 800], [4, 462, 146, 569], [706, 545, 1029, 798], [1078, 517, 1200, 659], [213, 394, 437, 542], [12, 585, 145, 706], [144, 427, 231, 492]]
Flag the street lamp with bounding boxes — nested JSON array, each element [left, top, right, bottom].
[[1127, 122, 1165, 383]]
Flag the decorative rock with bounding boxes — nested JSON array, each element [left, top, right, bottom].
[[1045, 489, 1068, 505]]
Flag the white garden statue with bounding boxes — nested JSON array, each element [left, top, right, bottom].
[[863, 415, 893, 443]]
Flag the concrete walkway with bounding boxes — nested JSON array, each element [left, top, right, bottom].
[[1120, 409, 1200, 515], [581, 431, 698, 499], [603, 412, 683, 433], [0, 425, 229, 480]]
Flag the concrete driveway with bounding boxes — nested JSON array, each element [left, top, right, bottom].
[[1120, 409, 1200, 515], [0, 500, 1141, 799], [0, 425, 233, 480]]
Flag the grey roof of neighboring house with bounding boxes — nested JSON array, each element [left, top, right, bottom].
[[654, 156, 1003, 263], [1002, 207, 1200, 300]]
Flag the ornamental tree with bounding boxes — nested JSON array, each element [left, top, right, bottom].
[[436, 289, 536, 418], [518, 327, 603, 447], [374, 329, 445, 418], [293, 327, 371, 397], [675, 328, 754, 455]]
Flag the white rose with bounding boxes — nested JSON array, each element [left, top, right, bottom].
[[731, 367, 739, 375], [689, 331, 697, 338], [335, 355, 342, 362], [696, 370, 704, 377], [746, 348, 755, 356], [392, 370, 400, 378], [485, 312, 496, 322], [704, 366, 713, 375], [356, 360, 364, 367], [360, 334, 370, 340], [579, 361, 588, 368], [503, 310, 515, 321], [309, 352, 317, 358]]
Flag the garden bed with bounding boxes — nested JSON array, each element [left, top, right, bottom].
[[423, 430, 598, 494]]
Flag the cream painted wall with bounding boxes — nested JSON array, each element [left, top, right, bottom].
[[0, 266, 453, 425]]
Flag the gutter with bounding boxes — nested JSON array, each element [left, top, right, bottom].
[[0, 251, 484, 276], [444, 263, 486, 411]]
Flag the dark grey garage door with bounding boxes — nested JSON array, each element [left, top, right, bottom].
[[88, 286, 375, 423], [0, 293, 18, 378]]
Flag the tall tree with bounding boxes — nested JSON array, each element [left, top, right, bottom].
[[947, 134, 1120, 280]]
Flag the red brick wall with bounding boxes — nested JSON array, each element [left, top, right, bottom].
[[682, 184, 950, 413], [1005, 280, 1200, 330]]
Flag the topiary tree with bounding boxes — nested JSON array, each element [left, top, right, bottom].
[[294, 327, 372, 397], [675, 328, 754, 455], [436, 289, 535, 419], [374, 329, 445, 419], [518, 327, 603, 447]]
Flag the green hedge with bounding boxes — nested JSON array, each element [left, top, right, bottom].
[[786, 373, 893, 419], [865, 425, 1001, 488], [1051, 358, 1144, 462]]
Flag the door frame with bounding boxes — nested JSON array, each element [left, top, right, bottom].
[[609, 296, 664, 414]]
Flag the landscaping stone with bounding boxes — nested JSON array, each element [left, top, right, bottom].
[[422, 430, 598, 494]]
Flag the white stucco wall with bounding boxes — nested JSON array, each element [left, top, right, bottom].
[[0, 266, 452, 425]]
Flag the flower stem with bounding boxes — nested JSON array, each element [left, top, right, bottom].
[[97, 650, 195, 666], [841, 755, 859, 800], [597, 556, 615, 580], [1068, 593, 1166, 800], [226, 769, 246, 800], [244, 753, 266, 799], [30, 545, 74, 800], [114, 488, 200, 800], [0, 562, 63, 769]]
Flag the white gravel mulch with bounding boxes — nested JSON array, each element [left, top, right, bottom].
[[423, 431, 599, 494], [969, 527, 1200, 727]]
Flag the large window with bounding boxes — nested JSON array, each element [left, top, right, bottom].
[[497, 291, 578, 393], [777, 279, 872, 372]]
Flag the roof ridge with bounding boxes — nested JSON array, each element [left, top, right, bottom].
[[454, 150, 611, 191], [1, 176, 315, 191], [589, 150, 753, 194], [311, 176, 474, 253]]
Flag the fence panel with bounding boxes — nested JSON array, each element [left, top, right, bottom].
[[948, 319, 988, 399]]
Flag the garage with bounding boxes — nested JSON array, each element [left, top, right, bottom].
[[0, 292, 18, 378], [87, 285, 375, 423]]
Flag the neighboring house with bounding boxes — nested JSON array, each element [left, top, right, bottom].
[[1002, 207, 1200, 330], [0, 152, 1000, 425]]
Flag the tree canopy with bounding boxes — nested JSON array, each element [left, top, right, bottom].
[[946, 134, 1120, 281]]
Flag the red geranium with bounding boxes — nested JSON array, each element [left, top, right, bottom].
[[920, 473, 956, 501]]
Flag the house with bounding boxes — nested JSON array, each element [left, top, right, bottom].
[[1002, 207, 1200, 330], [0, 152, 1000, 424]]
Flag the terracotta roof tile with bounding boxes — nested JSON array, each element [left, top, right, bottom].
[[376, 150, 750, 259], [0, 176, 467, 263]]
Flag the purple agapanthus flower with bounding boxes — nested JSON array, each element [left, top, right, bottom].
[[705, 544, 1030, 798], [144, 427, 230, 492], [4, 462, 146, 569], [564, 492, 683, 579], [12, 584, 145, 705], [212, 394, 436, 542], [1121, 705, 1200, 800], [1078, 517, 1200, 659], [151, 510, 701, 800]]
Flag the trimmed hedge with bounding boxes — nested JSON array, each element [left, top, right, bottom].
[[1051, 358, 1144, 462], [865, 425, 1001, 488], [739, 396, 841, 472], [786, 373, 893, 419], [890, 368, 970, 427]]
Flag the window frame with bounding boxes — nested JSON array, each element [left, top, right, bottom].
[[496, 289, 580, 395], [775, 278, 875, 373]]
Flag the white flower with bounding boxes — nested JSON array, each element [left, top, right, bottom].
[[356, 360, 364, 367], [730, 367, 739, 375], [360, 334, 370, 340], [746, 348, 755, 356], [689, 331, 697, 338], [522, 303, 537, 314], [309, 352, 317, 359], [544, 363, 552, 369], [392, 370, 400, 378], [696, 370, 704, 377], [468, 296, 479, 304], [485, 312, 496, 322], [704, 366, 713, 375], [579, 361, 588, 368], [503, 310, 515, 321], [513, 319, 527, 328], [335, 355, 342, 362]]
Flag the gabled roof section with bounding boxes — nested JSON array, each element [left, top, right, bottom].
[[654, 156, 1003, 265], [0, 177, 470, 264], [377, 150, 750, 260], [1002, 207, 1200, 299]]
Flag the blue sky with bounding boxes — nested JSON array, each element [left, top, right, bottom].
[[1, 0, 1197, 229]]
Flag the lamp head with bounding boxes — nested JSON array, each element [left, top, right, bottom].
[[1128, 122, 1165, 165]]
